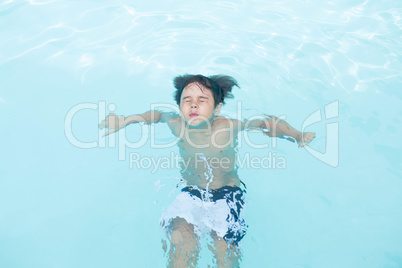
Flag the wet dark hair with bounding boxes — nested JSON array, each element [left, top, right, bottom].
[[173, 74, 239, 107]]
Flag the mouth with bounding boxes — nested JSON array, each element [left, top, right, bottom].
[[189, 113, 198, 118]]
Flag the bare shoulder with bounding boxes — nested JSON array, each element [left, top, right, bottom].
[[159, 111, 181, 123], [160, 112, 184, 136], [213, 116, 243, 131], [214, 116, 237, 125]]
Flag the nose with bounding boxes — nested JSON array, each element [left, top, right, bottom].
[[191, 102, 198, 108]]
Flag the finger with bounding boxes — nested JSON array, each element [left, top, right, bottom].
[[298, 141, 307, 147], [98, 120, 105, 129], [102, 129, 116, 137]]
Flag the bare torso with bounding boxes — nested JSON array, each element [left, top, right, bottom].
[[166, 115, 242, 190]]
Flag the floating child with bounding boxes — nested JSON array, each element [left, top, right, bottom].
[[99, 74, 316, 267]]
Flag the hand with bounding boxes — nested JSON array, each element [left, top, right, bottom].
[[296, 132, 316, 147], [98, 113, 126, 136]]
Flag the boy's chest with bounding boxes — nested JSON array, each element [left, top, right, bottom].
[[181, 128, 235, 149], [169, 117, 236, 143], [177, 139, 236, 170], [167, 117, 237, 151]]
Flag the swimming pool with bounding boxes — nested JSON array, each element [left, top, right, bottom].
[[1, 0, 402, 267]]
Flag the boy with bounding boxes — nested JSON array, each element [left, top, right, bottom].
[[99, 74, 315, 268]]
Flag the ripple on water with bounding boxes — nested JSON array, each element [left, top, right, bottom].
[[0, 0, 400, 98]]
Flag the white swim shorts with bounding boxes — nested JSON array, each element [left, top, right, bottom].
[[160, 185, 247, 246]]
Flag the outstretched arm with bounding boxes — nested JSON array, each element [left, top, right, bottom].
[[244, 115, 316, 147], [98, 110, 168, 136]]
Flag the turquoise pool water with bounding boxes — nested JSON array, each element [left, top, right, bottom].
[[1, 0, 402, 267]]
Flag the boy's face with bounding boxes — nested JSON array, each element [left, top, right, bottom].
[[180, 82, 222, 126]]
